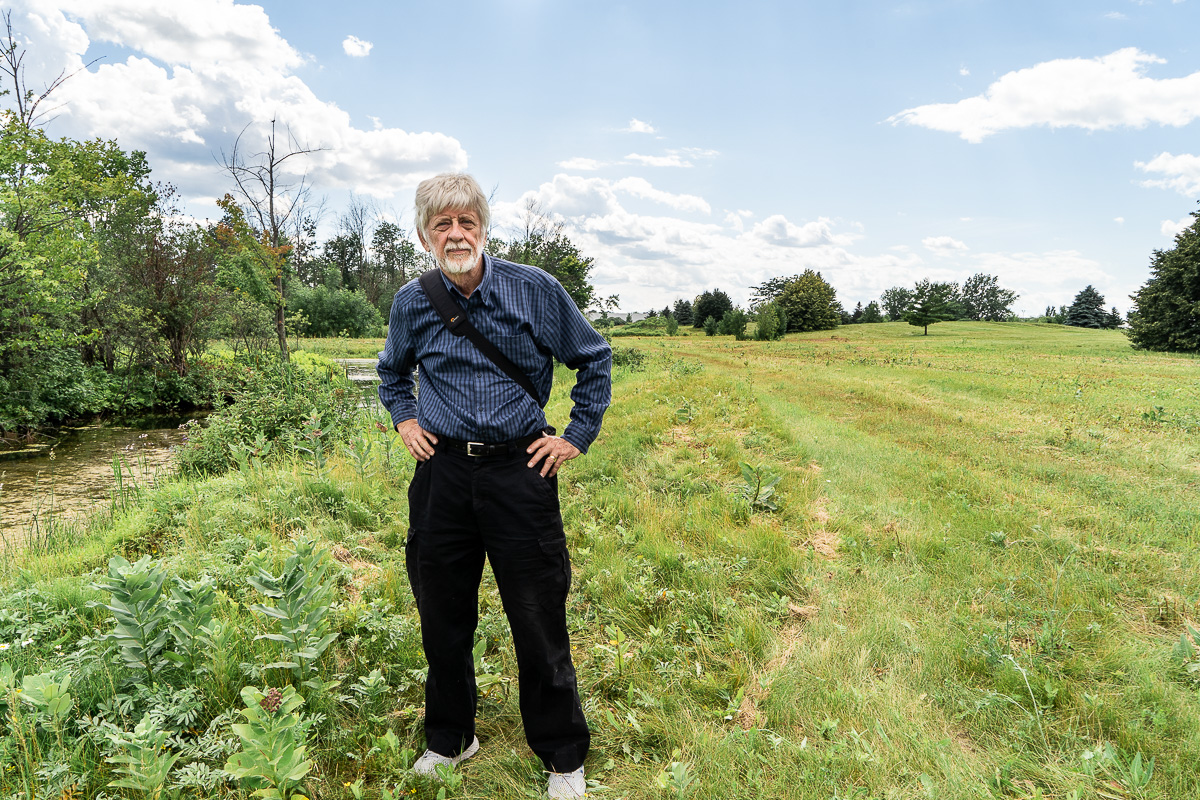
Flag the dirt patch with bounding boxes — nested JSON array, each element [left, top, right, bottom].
[[332, 544, 380, 601], [736, 608, 819, 730], [807, 529, 840, 558]]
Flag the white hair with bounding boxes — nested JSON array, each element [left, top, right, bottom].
[[414, 173, 490, 239]]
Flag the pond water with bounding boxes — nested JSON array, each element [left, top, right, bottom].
[[0, 417, 193, 543], [0, 359, 383, 544]]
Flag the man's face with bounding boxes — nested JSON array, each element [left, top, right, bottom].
[[422, 207, 484, 275]]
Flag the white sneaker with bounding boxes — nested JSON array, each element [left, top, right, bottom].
[[547, 766, 586, 799], [412, 736, 480, 777]]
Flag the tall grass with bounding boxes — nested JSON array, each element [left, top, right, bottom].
[[0, 321, 1197, 799]]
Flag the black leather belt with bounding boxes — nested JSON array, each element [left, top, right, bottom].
[[440, 430, 548, 457]]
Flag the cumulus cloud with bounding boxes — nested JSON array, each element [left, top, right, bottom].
[[1104, 11, 1127, 20], [959, 66, 970, 76], [922, 235, 969, 255], [613, 177, 711, 214], [1114, 217, 1125, 224], [491, 174, 894, 308], [623, 118, 656, 133], [1161, 215, 1193, 237], [5, 0, 466, 205], [888, 48, 1200, 142], [342, 35, 372, 57], [1136, 151, 1200, 195]]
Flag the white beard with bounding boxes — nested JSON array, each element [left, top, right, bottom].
[[437, 243, 481, 275]]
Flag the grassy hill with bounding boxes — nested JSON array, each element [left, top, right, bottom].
[[2, 322, 1197, 799]]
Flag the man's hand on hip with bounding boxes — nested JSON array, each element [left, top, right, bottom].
[[396, 419, 438, 461], [527, 435, 580, 478]]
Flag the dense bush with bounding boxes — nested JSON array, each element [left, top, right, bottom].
[[288, 285, 384, 339], [175, 357, 361, 476]]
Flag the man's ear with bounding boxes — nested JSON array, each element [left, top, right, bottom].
[[416, 230, 430, 252]]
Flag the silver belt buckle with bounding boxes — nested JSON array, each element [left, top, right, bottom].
[[466, 441, 486, 456]]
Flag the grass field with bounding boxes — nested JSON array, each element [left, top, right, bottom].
[[2, 322, 1198, 799]]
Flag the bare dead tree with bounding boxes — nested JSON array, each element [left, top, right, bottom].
[[1, 11, 96, 132], [219, 118, 324, 359]]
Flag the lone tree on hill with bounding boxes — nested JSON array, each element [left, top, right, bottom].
[[904, 279, 956, 335], [1063, 285, 1113, 329], [1127, 208, 1200, 351]]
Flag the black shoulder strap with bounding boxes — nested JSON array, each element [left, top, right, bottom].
[[418, 269, 543, 408]]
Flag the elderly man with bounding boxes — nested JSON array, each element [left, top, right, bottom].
[[376, 173, 611, 799]]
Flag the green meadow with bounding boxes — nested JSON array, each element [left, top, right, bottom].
[[1, 322, 1198, 799]]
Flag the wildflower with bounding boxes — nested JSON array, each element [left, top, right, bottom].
[[0, 643, 9, 651], [259, 687, 284, 714], [19, 639, 32, 647]]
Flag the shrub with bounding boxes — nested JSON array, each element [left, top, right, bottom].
[[175, 359, 361, 477]]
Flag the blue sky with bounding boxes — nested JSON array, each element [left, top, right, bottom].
[[9, 0, 1200, 314]]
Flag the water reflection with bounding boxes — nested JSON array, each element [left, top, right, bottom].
[[0, 418, 193, 539]]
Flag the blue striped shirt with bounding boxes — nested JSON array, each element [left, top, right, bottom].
[[376, 255, 612, 454]]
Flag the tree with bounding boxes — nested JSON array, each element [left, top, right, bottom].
[[673, 298, 693, 325], [220, 119, 323, 360], [904, 279, 956, 334], [754, 302, 786, 340], [492, 200, 596, 312], [692, 289, 734, 328], [860, 301, 884, 323], [1063, 285, 1110, 329], [961, 273, 1019, 321], [717, 308, 749, 339], [646, 308, 658, 318], [774, 271, 841, 332], [665, 315, 679, 336], [880, 286, 914, 321], [702, 315, 719, 336], [1127, 209, 1200, 351], [850, 302, 864, 324]]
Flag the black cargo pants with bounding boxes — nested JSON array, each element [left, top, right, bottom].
[[405, 440, 589, 773]]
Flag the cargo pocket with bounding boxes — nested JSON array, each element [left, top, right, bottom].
[[537, 536, 571, 612]]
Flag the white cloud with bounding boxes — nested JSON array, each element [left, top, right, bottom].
[[1161, 215, 1193, 237], [959, 66, 970, 76], [922, 235, 969, 255], [1136, 151, 1200, 195], [888, 48, 1200, 142], [752, 215, 856, 248], [613, 177, 710, 214], [557, 157, 606, 171], [625, 152, 692, 168], [1104, 12, 1128, 20], [6, 0, 466, 205], [623, 118, 656, 133], [342, 35, 372, 57], [1114, 216, 1125, 224]]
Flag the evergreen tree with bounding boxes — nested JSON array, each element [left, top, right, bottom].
[[904, 280, 956, 335], [703, 315, 719, 336], [1063, 285, 1109, 328], [850, 302, 864, 324], [693, 289, 734, 328], [861, 301, 884, 323], [717, 308, 749, 340], [673, 298, 693, 325], [1128, 208, 1200, 351]]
